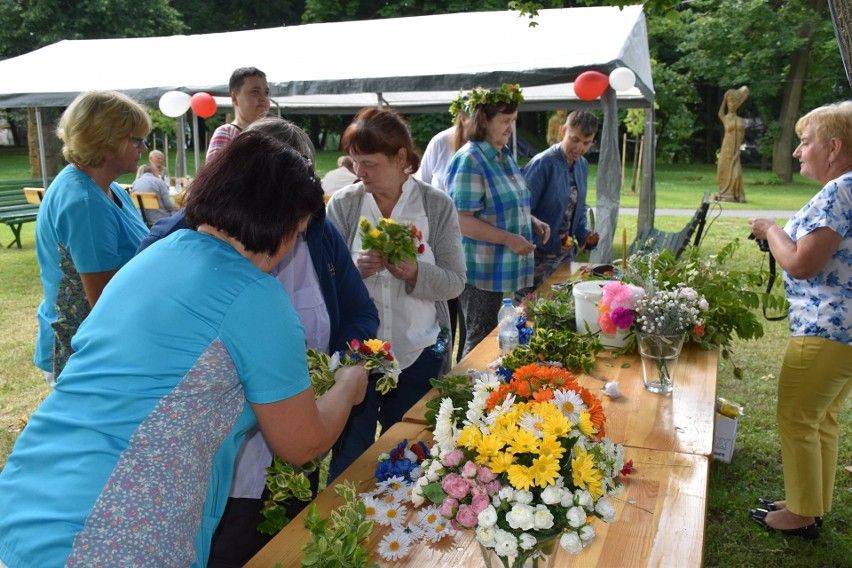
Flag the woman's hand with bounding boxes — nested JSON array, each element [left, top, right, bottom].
[[386, 258, 418, 286], [333, 364, 369, 406], [531, 216, 551, 244], [356, 249, 385, 278], [748, 218, 776, 240], [505, 233, 536, 255]]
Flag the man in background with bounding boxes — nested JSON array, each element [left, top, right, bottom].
[[518, 111, 600, 298], [321, 155, 357, 197]]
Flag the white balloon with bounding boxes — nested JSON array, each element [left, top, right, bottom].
[[158, 91, 191, 118], [609, 67, 636, 92]]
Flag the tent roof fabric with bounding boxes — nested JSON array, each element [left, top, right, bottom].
[[0, 6, 653, 110]]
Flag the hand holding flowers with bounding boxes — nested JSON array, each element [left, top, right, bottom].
[[358, 217, 424, 266]]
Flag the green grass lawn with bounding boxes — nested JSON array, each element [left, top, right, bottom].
[[0, 151, 849, 566]]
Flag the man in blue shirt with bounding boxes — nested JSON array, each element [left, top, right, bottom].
[[519, 111, 600, 296]]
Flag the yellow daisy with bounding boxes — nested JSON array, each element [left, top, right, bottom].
[[509, 427, 540, 455], [537, 435, 566, 461], [572, 446, 604, 498], [474, 433, 505, 464], [507, 463, 535, 491], [529, 453, 561, 488], [489, 450, 515, 474], [577, 410, 595, 437], [457, 424, 483, 450]]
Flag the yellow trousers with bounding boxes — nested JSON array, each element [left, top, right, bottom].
[[777, 336, 852, 517]]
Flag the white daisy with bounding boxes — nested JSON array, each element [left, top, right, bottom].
[[376, 475, 406, 496], [376, 502, 408, 527], [377, 528, 413, 561], [360, 494, 383, 522], [551, 389, 586, 423]]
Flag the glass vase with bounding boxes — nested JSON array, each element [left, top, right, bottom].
[[637, 332, 684, 394], [478, 534, 560, 568]]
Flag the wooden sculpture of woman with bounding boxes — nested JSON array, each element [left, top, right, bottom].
[[717, 86, 749, 202]]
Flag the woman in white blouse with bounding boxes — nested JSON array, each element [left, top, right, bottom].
[[326, 107, 466, 481]]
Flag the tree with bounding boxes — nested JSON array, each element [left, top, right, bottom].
[[169, 0, 304, 33], [829, 0, 852, 88], [0, 0, 186, 178]]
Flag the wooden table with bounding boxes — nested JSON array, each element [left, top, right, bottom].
[[247, 261, 715, 567], [403, 262, 719, 457], [246, 422, 709, 568]]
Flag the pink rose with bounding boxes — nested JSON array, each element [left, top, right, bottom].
[[442, 473, 470, 499], [443, 449, 463, 468], [477, 465, 497, 484], [439, 497, 458, 519], [471, 493, 491, 515], [485, 480, 502, 495], [455, 504, 479, 528], [461, 460, 479, 479]]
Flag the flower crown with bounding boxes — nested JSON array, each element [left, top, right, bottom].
[[448, 83, 524, 122]]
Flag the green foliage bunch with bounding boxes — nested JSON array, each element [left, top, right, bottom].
[[301, 481, 377, 567], [423, 373, 476, 430], [500, 327, 604, 376], [448, 84, 524, 122], [523, 286, 577, 331], [259, 457, 320, 535], [625, 241, 788, 378]]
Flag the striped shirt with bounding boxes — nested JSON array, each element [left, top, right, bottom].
[[447, 140, 533, 292]]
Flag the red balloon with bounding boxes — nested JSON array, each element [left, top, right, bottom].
[[573, 71, 610, 101], [190, 92, 217, 118]]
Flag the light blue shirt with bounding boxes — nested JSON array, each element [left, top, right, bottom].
[[0, 231, 309, 568], [34, 165, 149, 372]]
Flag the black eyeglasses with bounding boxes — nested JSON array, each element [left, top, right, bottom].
[[130, 136, 148, 150]]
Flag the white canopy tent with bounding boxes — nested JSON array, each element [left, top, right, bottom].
[[0, 6, 656, 261]]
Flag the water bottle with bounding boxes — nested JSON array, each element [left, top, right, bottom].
[[497, 298, 519, 354]]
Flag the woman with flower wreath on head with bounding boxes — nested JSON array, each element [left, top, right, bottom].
[[446, 84, 551, 357], [748, 101, 852, 540], [325, 107, 467, 482]]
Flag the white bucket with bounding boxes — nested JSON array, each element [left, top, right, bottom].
[[572, 280, 630, 348]]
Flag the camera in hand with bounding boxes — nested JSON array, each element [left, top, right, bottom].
[[748, 233, 770, 252]]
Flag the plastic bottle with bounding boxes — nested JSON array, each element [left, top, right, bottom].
[[497, 298, 519, 354]]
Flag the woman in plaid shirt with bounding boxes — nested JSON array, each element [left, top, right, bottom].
[[446, 85, 550, 357]]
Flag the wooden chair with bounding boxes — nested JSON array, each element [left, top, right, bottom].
[[23, 187, 45, 204], [130, 192, 161, 227]]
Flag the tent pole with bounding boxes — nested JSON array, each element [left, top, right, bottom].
[[637, 106, 656, 232], [35, 107, 48, 186], [192, 113, 200, 175], [590, 88, 622, 265]]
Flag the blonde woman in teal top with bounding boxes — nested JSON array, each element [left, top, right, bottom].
[[34, 90, 151, 383]]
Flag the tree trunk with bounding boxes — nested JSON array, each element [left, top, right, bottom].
[[27, 107, 64, 182], [772, 0, 826, 184], [829, 0, 852, 88]]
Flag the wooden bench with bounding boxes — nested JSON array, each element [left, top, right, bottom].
[[0, 180, 46, 249], [130, 191, 161, 227], [628, 190, 711, 259]]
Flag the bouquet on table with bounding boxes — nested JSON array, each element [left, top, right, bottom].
[[411, 363, 629, 566], [359, 217, 424, 266], [597, 280, 645, 336]]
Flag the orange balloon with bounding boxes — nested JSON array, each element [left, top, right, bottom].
[[190, 92, 217, 118], [573, 71, 610, 101]]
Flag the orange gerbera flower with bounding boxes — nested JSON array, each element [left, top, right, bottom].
[[532, 387, 554, 404]]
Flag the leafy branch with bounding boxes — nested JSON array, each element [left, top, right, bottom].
[[301, 481, 377, 568]]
